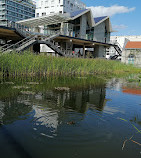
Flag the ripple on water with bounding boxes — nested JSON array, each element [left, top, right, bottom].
[[30, 104, 113, 147], [31, 106, 59, 139]]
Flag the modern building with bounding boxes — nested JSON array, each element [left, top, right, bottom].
[[36, 0, 86, 17], [122, 41, 141, 67], [16, 9, 113, 57], [0, 0, 36, 26], [0, 0, 118, 58]]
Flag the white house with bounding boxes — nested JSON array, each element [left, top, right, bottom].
[[107, 35, 141, 58], [122, 41, 141, 67]]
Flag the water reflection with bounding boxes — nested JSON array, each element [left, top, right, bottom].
[[0, 77, 107, 138], [122, 87, 141, 96], [0, 98, 32, 125], [30, 86, 107, 138], [0, 77, 141, 158]]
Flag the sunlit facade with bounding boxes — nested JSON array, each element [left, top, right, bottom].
[[36, 0, 86, 17], [0, 0, 36, 26]]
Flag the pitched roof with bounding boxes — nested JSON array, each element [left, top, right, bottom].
[[125, 41, 141, 49], [70, 9, 88, 18], [94, 16, 107, 24], [17, 13, 69, 27]]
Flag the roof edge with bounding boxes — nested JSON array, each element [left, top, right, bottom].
[[70, 9, 90, 20]]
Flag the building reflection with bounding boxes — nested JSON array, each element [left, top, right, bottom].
[[0, 97, 32, 125], [122, 86, 141, 96], [0, 82, 107, 137], [29, 85, 107, 134]]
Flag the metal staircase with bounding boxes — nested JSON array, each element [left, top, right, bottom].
[[2, 36, 34, 53], [110, 45, 122, 60], [2, 22, 66, 56], [1, 33, 67, 56], [113, 44, 122, 56], [16, 36, 38, 52], [44, 40, 65, 56], [108, 41, 122, 60], [0, 40, 13, 52], [39, 33, 66, 56]]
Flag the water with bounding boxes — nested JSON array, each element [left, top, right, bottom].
[[0, 76, 141, 158]]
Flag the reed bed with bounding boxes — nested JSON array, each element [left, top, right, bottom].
[[0, 51, 140, 77]]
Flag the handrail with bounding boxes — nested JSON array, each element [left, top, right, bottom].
[[0, 44, 9, 51], [0, 40, 12, 51], [1, 26, 62, 53], [2, 36, 32, 52], [16, 36, 37, 49], [116, 42, 122, 50], [45, 40, 66, 56], [111, 40, 122, 51], [14, 36, 32, 47], [40, 32, 60, 41]]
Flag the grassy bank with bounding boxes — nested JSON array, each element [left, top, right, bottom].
[[0, 52, 140, 77]]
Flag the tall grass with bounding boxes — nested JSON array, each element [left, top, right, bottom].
[[0, 51, 140, 77]]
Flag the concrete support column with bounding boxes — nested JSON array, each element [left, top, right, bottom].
[[80, 14, 87, 39], [94, 45, 105, 58], [83, 45, 85, 58], [66, 41, 73, 56], [60, 22, 64, 34], [93, 47, 95, 58]]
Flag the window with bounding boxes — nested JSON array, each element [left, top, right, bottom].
[[42, 12, 46, 16], [51, 0, 54, 4], [45, 0, 48, 6], [70, 3, 73, 8], [128, 54, 135, 64]]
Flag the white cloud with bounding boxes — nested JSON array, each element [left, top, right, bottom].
[[87, 5, 135, 17], [113, 24, 128, 30]]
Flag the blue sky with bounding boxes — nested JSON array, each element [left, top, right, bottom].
[[82, 0, 141, 36]]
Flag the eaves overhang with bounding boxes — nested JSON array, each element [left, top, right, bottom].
[[69, 9, 95, 27], [16, 13, 70, 27]]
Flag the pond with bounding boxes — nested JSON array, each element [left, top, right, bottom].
[[0, 76, 141, 158]]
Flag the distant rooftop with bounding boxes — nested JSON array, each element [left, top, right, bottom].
[[125, 41, 141, 49], [94, 16, 107, 24]]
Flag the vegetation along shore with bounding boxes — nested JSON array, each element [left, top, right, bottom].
[[0, 52, 140, 77]]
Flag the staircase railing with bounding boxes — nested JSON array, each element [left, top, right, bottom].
[[0, 40, 12, 52], [40, 31, 61, 41], [1, 26, 65, 55], [2, 36, 33, 53], [16, 36, 38, 52], [114, 45, 122, 56], [45, 40, 65, 56], [115, 42, 122, 51]]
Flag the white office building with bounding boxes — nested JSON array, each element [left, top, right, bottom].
[[36, 0, 86, 17]]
